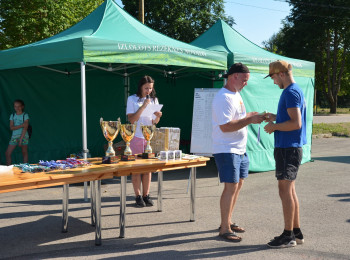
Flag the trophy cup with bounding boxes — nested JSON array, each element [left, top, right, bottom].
[[141, 124, 156, 159], [120, 123, 137, 161], [100, 117, 120, 163]]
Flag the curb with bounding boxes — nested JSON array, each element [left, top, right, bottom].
[[312, 133, 333, 138]]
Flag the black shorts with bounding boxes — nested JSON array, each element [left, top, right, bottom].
[[274, 147, 303, 181]]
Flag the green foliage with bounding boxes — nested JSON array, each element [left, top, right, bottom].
[[262, 30, 285, 55], [263, 0, 350, 113], [0, 0, 104, 50], [121, 0, 234, 43]]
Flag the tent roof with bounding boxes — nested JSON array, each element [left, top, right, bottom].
[[0, 0, 227, 71], [191, 19, 315, 77]]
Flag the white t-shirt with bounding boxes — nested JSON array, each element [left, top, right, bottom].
[[126, 94, 159, 139], [212, 87, 247, 154]]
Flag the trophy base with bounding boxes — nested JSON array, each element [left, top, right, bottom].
[[142, 153, 155, 159], [102, 156, 119, 164], [121, 155, 135, 161]]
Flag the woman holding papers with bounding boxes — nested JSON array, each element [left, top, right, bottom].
[[126, 75, 163, 207]]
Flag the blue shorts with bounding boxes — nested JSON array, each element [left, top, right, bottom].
[[214, 153, 249, 183]]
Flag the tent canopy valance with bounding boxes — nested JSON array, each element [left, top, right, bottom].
[[0, 0, 227, 71]]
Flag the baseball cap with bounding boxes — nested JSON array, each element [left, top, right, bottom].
[[223, 63, 250, 78], [264, 60, 292, 79]]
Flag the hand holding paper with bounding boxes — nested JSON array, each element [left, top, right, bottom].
[[141, 104, 163, 119]]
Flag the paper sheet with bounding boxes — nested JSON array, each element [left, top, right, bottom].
[[0, 165, 14, 175], [141, 104, 163, 119]]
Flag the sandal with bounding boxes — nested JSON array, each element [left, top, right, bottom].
[[231, 223, 245, 233], [219, 232, 242, 242], [218, 223, 246, 233]]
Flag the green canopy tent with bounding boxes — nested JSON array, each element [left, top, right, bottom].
[[0, 0, 227, 165], [191, 19, 315, 171]]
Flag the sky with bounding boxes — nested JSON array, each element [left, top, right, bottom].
[[225, 0, 291, 46], [114, 0, 292, 47]]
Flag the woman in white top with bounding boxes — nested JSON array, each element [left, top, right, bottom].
[[126, 75, 162, 207]]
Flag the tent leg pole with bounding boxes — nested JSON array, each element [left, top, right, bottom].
[[124, 74, 130, 111], [84, 182, 88, 202], [81, 61, 89, 201], [124, 74, 130, 122]]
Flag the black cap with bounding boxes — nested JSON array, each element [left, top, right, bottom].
[[223, 63, 250, 78]]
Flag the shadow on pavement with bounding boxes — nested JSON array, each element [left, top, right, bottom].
[[0, 225, 269, 259], [312, 156, 350, 164], [0, 195, 146, 219], [100, 244, 269, 259], [0, 215, 94, 259], [328, 193, 350, 202]]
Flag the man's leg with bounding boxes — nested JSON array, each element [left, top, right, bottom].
[[291, 182, 300, 228], [229, 153, 249, 229], [291, 182, 304, 243], [267, 179, 297, 248], [215, 153, 242, 241], [278, 180, 295, 231], [229, 178, 244, 223], [220, 182, 238, 235]]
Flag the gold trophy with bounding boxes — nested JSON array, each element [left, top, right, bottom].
[[120, 123, 137, 161], [141, 124, 156, 159], [100, 117, 120, 163]]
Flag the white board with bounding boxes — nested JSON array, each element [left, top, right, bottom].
[[190, 88, 219, 156]]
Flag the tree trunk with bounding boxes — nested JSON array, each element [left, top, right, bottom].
[[330, 96, 337, 114], [325, 29, 335, 110]]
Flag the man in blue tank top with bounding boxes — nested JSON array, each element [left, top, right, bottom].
[[264, 60, 306, 248]]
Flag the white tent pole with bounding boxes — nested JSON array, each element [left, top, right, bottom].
[[81, 61, 89, 201], [223, 70, 227, 86]]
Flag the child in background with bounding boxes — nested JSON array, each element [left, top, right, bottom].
[[6, 100, 30, 165]]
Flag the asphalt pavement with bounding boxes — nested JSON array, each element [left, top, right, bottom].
[[0, 137, 349, 259], [313, 114, 350, 124]]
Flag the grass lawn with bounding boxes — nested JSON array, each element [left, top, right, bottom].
[[315, 107, 350, 114], [312, 122, 350, 137]]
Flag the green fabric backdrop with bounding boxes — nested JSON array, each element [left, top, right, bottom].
[[0, 65, 212, 164]]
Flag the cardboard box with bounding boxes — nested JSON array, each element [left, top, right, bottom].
[[150, 127, 180, 154]]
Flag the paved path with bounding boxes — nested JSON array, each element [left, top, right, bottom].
[[313, 114, 350, 124], [0, 137, 349, 259]]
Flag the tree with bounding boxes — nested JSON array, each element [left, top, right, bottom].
[[0, 0, 104, 50], [262, 30, 285, 56], [264, 0, 350, 113], [121, 0, 234, 43]]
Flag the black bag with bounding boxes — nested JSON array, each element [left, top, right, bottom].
[[13, 113, 32, 138]]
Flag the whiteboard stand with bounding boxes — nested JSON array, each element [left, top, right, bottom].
[[189, 88, 221, 192]]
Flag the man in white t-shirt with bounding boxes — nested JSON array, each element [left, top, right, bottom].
[[212, 63, 264, 242]]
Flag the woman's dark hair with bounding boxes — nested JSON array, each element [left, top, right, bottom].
[[14, 99, 25, 110], [136, 75, 156, 100]]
